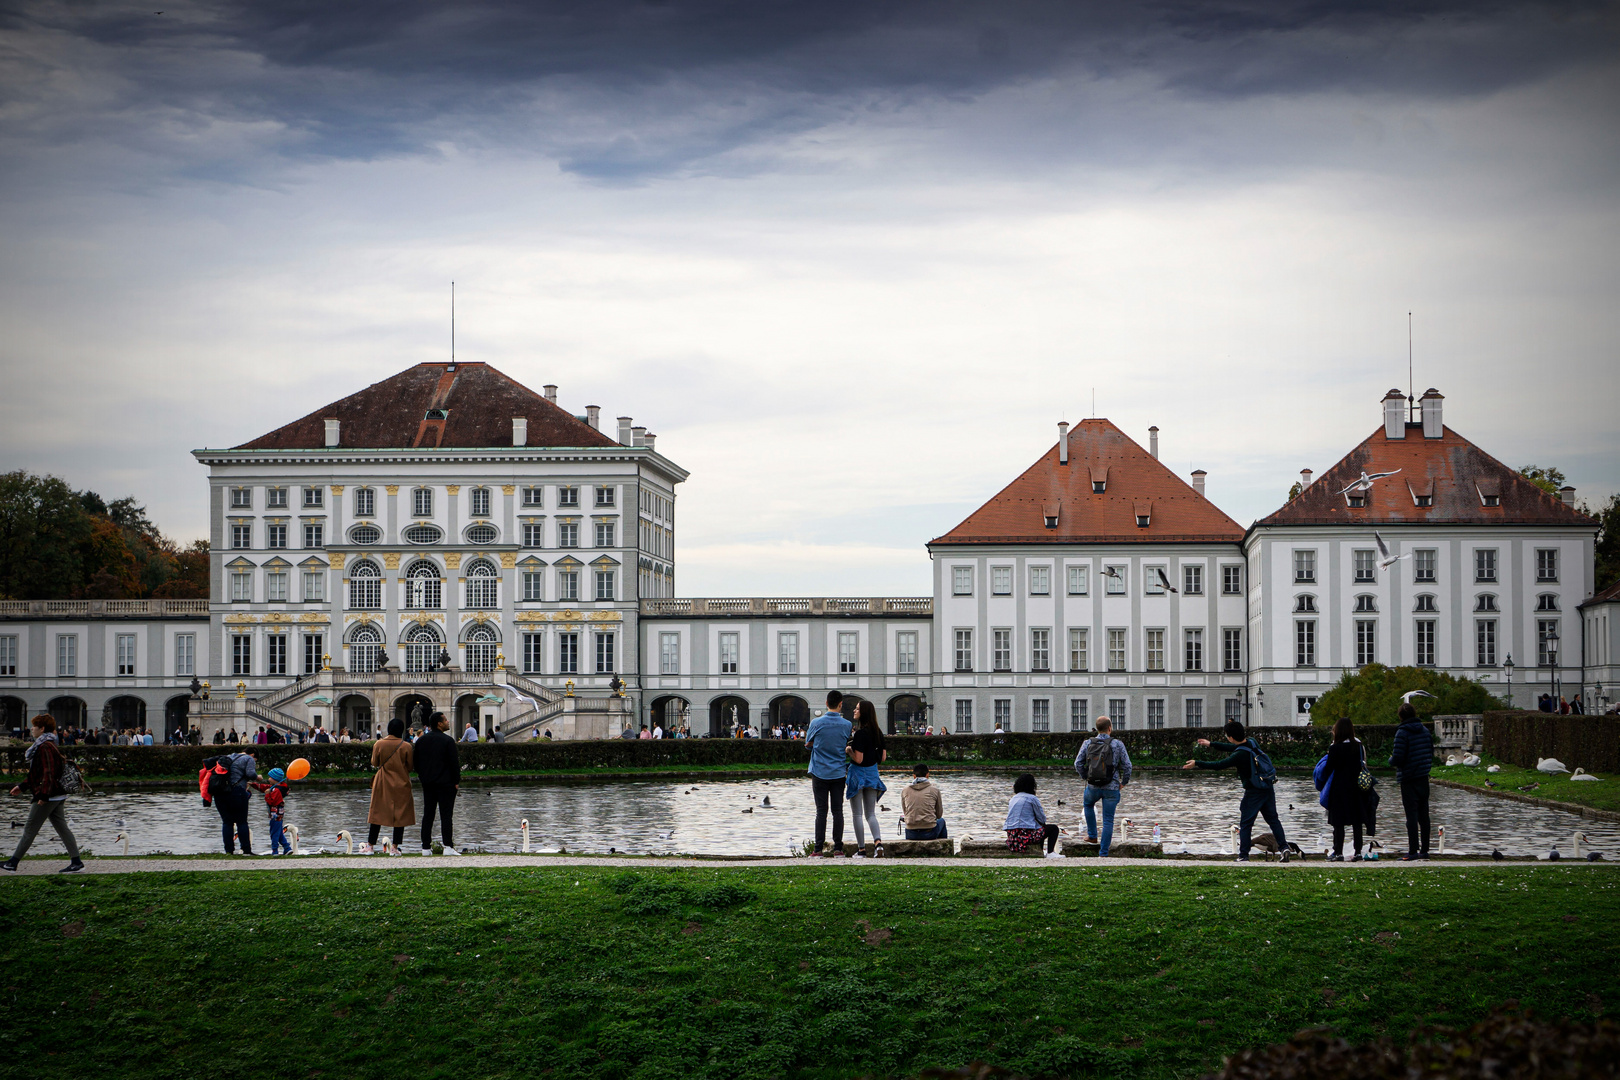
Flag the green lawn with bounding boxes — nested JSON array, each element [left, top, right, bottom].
[[1, 865, 1614, 1079], [1432, 758, 1620, 814]]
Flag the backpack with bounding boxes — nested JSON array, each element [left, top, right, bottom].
[[59, 756, 88, 795], [201, 756, 232, 803], [1239, 742, 1277, 789], [1084, 737, 1115, 786]]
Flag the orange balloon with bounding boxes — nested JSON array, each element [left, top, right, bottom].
[[286, 758, 311, 781]]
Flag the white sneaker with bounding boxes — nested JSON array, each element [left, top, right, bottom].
[[1044, 850, 1067, 859], [443, 847, 461, 856], [852, 851, 868, 859], [419, 847, 432, 856]]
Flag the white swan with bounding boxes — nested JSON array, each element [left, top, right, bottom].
[[1228, 823, 1240, 855], [1571, 768, 1602, 781], [114, 830, 129, 856], [1435, 824, 1445, 856], [520, 818, 531, 853], [1445, 754, 1461, 767], [1120, 818, 1132, 843], [336, 829, 353, 854], [1462, 754, 1481, 766], [1537, 757, 1570, 774], [286, 824, 308, 855], [1486, 764, 1501, 773], [1574, 832, 1588, 859]]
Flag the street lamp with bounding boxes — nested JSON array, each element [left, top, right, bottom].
[[1256, 686, 1265, 724], [1503, 655, 1514, 709], [1546, 628, 1561, 709]]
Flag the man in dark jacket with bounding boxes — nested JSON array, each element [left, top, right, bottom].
[[1387, 702, 1434, 860], [1184, 720, 1289, 862], [218, 751, 257, 855], [414, 711, 461, 854], [2, 715, 83, 873]]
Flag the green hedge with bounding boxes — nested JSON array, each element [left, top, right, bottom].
[[1482, 710, 1620, 772], [1, 725, 1401, 779]]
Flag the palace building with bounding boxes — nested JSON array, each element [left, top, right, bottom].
[[0, 370, 1602, 738]]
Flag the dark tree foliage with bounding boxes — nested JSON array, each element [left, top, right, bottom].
[[1590, 491, 1620, 592], [1308, 663, 1506, 727], [1517, 464, 1567, 495]]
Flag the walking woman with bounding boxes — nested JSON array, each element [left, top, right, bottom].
[[365, 717, 415, 855], [846, 701, 888, 856], [1320, 716, 1374, 861], [2, 715, 83, 873]]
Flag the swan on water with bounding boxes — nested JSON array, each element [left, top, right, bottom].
[[520, 819, 531, 853], [1537, 758, 1570, 774], [114, 831, 129, 856], [336, 829, 354, 854], [1571, 768, 1602, 781]]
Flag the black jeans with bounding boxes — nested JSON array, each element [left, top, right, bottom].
[[217, 789, 252, 854], [368, 824, 405, 847], [420, 784, 457, 848], [1332, 823, 1364, 856], [1238, 786, 1286, 858], [1400, 776, 1431, 855], [811, 776, 845, 852]]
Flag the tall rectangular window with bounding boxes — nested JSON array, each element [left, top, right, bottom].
[[1295, 620, 1316, 667], [719, 632, 739, 674], [896, 631, 917, 675], [467, 571, 498, 609], [1476, 619, 1497, 667], [1146, 699, 1166, 730], [521, 486, 543, 507], [558, 522, 579, 548], [1031, 699, 1051, 733], [991, 566, 1012, 595], [230, 486, 252, 509], [523, 633, 544, 675], [1222, 565, 1243, 594], [116, 633, 136, 676], [1414, 549, 1437, 583], [174, 633, 195, 677], [1105, 566, 1126, 595], [1183, 564, 1204, 595], [657, 632, 680, 675], [1068, 628, 1089, 672], [1030, 628, 1050, 671], [470, 488, 491, 516], [1185, 698, 1205, 728], [0, 635, 13, 677], [838, 632, 859, 674], [302, 570, 325, 602], [1411, 619, 1436, 666], [303, 523, 323, 549], [412, 488, 432, 517], [558, 632, 579, 674], [1107, 628, 1126, 671], [303, 486, 324, 509], [1353, 549, 1376, 583], [354, 488, 374, 516], [558, 570, 579, 601], [594, 570, 615, 601], [522, 570, 543, 601], [1067, 565, 1089, 596], [266, 571, 289, 602], [1184, 628, 1203, 672], [1029, 566, 1050, 596], [595, 486, 615, 507], [993, 699, 1012, 730], [595, 632, 615, 673], [954, 699, 973, 733], [557, 486, 579, 507], [1223, 628, 1243, 672], [1536, 548, 1559, 582], [1107, 698, 1128, 728], [952, 566, 973, 595], [522, 523, 544, 548], [1537, 619, 1559, 666], [1355, 620, 1377, 667], [991, 629, 1011, 671], [266, 633, 287, 676], [231, 634, 251, 676], [349, 572, 379, 610], [266, 487, 287, 509], [1475, 549, 1497, 583], [266, 524, 287, 550], [1224, 698, 1244, 724], [1145, 567, 1166, 595], [776, 631, 801, 675], [595, 521, 615, 547], [230, 572, 252, 602], [954, 629, 973, 672], [1069, 698, 1089, 731], [231, 524, 251, 550], [1293, 550, 1316, 584], [1145, 629, 1165, 671], [466, 639, 496, 674], [303, 633, 324, 676]]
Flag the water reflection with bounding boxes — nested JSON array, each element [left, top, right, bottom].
[[17, 772, 1617, 859]]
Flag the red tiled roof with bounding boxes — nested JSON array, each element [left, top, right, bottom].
[[1581, 579, 1620, 609], [1255, 423, 1596, 528], [233, 363, 621, 450], [929, 419, 1244, 545]]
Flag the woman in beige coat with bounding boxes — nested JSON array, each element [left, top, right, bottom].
[[366, 717, 415, 854]]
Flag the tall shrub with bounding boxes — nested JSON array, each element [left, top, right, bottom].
[[1309, 663, 1505, 727]]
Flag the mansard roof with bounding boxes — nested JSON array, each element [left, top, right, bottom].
[[929, 418, 1244, 546], [234, 363, 621, 451], [1255, 423, 1596, 529]]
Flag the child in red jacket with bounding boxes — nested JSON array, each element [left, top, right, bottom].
[[249, 768, 291, 855]]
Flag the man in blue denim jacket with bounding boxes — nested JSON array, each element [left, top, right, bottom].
[[1075, 716, 1132, 855], [805, 691, 853, 856]]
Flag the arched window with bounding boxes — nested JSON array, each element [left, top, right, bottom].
[[1535, 593, 1559, 612], [1475, 594, 1499, 613], [465, 559, 498, 609], [348, 524, 382, 545], [1294, 594, 1317, 614], [1353, 594, 1377, 613], [465, 623, 498, 673], [348, 623, 383, 673], [1414, 594, 1438, 613], [349, 560, 382, 610], [406, 561, 442, 609], [403, 622, 443, 673]]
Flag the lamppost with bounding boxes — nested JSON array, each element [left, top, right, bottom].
[[1255, 686, 1265, 725], [1547, 628, 1560, 709], [1503, 654, 1514, 709]]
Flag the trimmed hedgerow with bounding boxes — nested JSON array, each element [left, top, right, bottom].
[[1482, 710, 1620, 772]]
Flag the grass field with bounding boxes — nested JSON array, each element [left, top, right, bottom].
[[0, 864, 1614, 1079], [1431, 759, 1620, 814]]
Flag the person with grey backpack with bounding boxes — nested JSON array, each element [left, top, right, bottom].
[[1075, 716, 1132, 856], [2, 714, 84, 873]]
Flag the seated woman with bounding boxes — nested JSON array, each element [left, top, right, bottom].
[[1003, 773, 1062, 857]]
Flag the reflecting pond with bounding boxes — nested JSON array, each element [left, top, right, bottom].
[[17, 771, 1618, 859]]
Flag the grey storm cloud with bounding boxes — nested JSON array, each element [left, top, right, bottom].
[[3, 0, 1616, 181]]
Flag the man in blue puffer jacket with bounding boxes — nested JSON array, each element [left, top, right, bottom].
[[1387, 703, 1434, 861]]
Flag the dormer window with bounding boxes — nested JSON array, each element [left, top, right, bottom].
[[1294, 594, 1317, 613], [1482, 494, 1499, 507], [1135, 514, 1149, 527], [1045, 514, 1059, 528], [1042, 502, 1059, 529], [424, 408, 448, 421], [1133, 501, 1152, 528], [1415, 494, 1433, 507], [1353, 594, 1377, 613], [1475, 594, 1498, 612], [1476, 481, 1502, 508], [1414, 594, 1438, 613], [1093, 481, 1106, 494], [1346, 494, 1366, 508]]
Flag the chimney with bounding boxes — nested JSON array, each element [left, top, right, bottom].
[[1057, 421, 1069, 465], [1149, 426, 1159, 460], [1191, 469, 1206, 497], [323, 418, 340, 448], [1560, 485, 1576, 506], [631, 425, 647, 447], [643, 432, 657, 452], [512, 417, 528, 446], [585, 405, 600, 430], [1382, 389, 1407, 439], [543, 384, 557, 404], [1300, 468, 1313, 490], [1419, 388, 1444, 439], [617, 416, 633, 445]]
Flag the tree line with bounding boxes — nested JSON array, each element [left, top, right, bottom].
[[0, 470, 208, 600]]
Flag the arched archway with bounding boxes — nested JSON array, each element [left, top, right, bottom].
[[165, 694, 192, 743], [107, 695, 146, 734], [47, 696, 86, 731], [887, 694, 924, 735], [453, 693, 482, 737], [0, 696, 27, 739], [708, 695, 751, 738], [337, 693, 373, 740], [648, 695, 690, 735], [769, 695, 809, 736], [393, 692, 434, 730], [401, 622, 443, 673]]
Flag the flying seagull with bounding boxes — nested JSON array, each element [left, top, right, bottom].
[[1374, 531, 1411, 571], [1401, 690, 1437, 705], [1337, 468, 1401, 497], [1155, 567, 1179, 594]]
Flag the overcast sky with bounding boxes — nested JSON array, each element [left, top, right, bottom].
[[2, 1, 1616, 596]]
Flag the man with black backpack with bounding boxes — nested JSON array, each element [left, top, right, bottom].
[[1184, 720, 1289, 863], [1075, 716, 1132, 856], [200, 750, 258, 855]]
